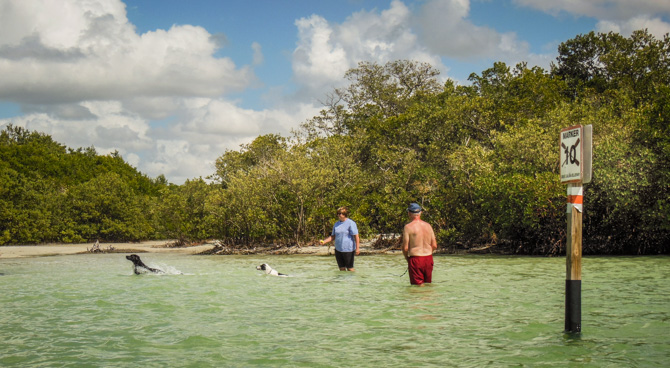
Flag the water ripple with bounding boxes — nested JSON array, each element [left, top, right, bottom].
[[0, 254, 668, 366]]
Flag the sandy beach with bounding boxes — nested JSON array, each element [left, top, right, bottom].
[[0, 240, 218, 259], [0, 240, 352, 259]]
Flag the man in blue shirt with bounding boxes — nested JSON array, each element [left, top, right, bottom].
[[320, 207, 360, 271]]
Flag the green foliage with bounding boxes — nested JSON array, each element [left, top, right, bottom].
[[337, 60, 442, 122], [59, 172, 154, 242], [0, 167, 55, 244], [209, 134, 368, 245], [0, 125, 164, 244], [212, 134, 287, 188], [552, 30, 670, 103], [582, 95, 670, 254], [157, 178, 214, 243]]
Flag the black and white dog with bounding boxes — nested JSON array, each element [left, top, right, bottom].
[[126, 254, 164, 275], [256, 263, 288, 277]]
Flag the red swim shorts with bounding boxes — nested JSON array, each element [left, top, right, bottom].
[[408, 255, 433, 285]]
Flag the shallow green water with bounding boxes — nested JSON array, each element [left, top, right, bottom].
[[1, 254, 668, 367]]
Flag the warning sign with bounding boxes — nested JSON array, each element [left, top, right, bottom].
[[560, 125, 583, 183]]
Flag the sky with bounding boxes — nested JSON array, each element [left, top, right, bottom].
[[1, 0, 669, 184]]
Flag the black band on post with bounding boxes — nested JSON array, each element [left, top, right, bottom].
[[565, 279, 581, 333]]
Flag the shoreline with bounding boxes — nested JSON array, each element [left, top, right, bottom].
[[0, 240, 216, 259], [0, 240, 397, 259]]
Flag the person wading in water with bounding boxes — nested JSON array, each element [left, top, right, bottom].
[[402, 203, 437, 286]]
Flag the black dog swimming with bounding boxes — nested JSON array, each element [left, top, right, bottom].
[[126, 254, 164, 275]]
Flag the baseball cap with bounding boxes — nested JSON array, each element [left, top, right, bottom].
[[407, 203, 422, 213]]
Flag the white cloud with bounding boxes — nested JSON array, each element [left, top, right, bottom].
[[292, 0, 444, 98], [0, 96, 318, 184], [414, 0, 669, 77], [0, 101, 152, 152], [0, 0, 253, 104], [514, 0, 670, 38], [416, 0, 550, 70], [147, 99, 319, 183], [293, 15, 350, 93], [289, 0, 547, 84], [252, 42, 264, 65], [417, 0, 500, 58], [0, 0, 299, 184], [175, 98, 320, 142], [514, 0, 670, 20], [597, 15, 670, 36], [120, 97, 183, 121]]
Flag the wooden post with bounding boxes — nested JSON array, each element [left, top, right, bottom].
[[561, 125, 591, 334], [565, 184, 582, 333]]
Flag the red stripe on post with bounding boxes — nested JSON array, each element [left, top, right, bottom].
[[567, 185, 583, 213], [567, 195, 583, 204]]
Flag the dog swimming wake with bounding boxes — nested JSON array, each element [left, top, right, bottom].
[[126, 254, 164, 275]]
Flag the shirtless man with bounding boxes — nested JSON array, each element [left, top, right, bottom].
[[402, 203, 438, 286]]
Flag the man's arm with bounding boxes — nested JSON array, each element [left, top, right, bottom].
[[429, 225, 437, 251], [401, 225, 410, 261]]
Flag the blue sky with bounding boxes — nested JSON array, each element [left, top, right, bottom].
[[1, 0, 668, 183]]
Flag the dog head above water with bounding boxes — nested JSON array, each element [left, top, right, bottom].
[[126, 254, 163, 274], [125, 254, 142, 264], [256, 263, 288, 277]]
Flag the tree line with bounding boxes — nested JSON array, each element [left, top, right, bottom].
[[1, 30, 668, 255]]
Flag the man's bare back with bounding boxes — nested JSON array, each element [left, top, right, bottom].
[[402, 216, 437, 259]]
